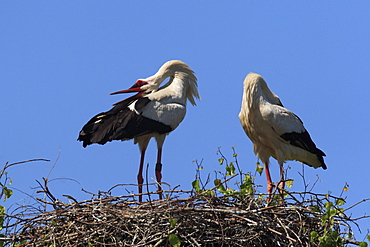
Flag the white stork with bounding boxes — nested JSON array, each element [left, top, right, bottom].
[[238, 73, 326, 197], [78, 60, 200, 202]]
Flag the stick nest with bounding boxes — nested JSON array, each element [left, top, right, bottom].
[[3, 185, 359, 247]]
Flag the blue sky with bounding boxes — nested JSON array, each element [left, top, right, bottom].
[[1, 2, 369, 241]]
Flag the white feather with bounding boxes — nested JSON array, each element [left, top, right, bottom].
[[239, 72, 325, 168]]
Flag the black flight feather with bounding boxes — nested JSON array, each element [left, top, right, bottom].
[[135, 97, 151, 112], [280, 131, 327, 169], [78, 96, 172, 148]]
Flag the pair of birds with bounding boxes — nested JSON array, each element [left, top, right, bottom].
[[78, 60, 326, 202]]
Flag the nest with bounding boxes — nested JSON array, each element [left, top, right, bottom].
[[2, 181, 362, 247]]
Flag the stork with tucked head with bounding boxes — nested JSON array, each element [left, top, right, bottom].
[[78, 60, 200, 202], [238, 73, 326, 198]]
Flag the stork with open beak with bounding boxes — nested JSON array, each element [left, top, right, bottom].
[[238, 73, 326, 199], [78, 60, 200, 202]]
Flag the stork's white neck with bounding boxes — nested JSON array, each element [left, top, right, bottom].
[[143, 60, 199, 106], [148, 74, 188, 105]]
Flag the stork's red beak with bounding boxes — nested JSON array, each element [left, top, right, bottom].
[[110, 80, 148, 95]]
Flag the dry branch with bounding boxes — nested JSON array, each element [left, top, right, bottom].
[[2, 187, 361, 247]]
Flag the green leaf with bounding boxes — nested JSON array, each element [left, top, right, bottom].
[[325, 201, 333, 210], [335, 198, 345, 206], [169, 218, 178, 228], [226, 188, 236, 194], [192, 180, 201, 193], [328, 208, 337, 218], [225, 163, 235, 176], [3, 187, 13, 201], [214, 179, 226, 193], [286, 179, 294, 189], [240, 174, 254, 194], [0, 206, 5, 230], [310, 231, 318, 243], [256, 164, 263, 176], [204, 189, 215, 196], [233, 152, 237, 157], [359, 242, 368, 247], [214, 179, 221, 186], [243, 174, 252, 184], [169, 234, 181, 247], [367, 235, 370, 242], [218, 158, 224, 165], [240, 186, 253, 194], [330, 231, 339, 240]]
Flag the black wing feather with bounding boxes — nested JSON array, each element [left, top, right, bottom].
[[78, 97, 172, 147], [135, 97, 151, 112], [280, 131, 327, 169]]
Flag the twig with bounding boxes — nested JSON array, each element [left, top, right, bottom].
[[1, 159, 50, 177], [344, 197, 370, 212]]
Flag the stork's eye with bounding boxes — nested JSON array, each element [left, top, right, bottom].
[[135, 80, 148, 87], [127, 80, 148, 90]]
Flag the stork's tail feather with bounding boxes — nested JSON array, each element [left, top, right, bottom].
[[302, 148, 327, 170], [316, 148, 327, 170], [77, 112, 111, 147]]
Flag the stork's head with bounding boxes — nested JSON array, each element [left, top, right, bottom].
[[243, 73, 282, 107], [109, 62, 176, 96], [110, 79, 158, 96], [110, 60, 200, 105], [154, 60, 200, 106]]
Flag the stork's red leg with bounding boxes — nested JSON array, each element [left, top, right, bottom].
[[264, 161, 273, 199], [137, 149, 146, 202], [155, 147, 163, 200]]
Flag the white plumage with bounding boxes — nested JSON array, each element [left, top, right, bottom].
[[78, 60, 200, 202], [238, 73, 326, 197]]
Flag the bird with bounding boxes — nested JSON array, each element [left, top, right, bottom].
[[78, 60, 200, 202], [238, 73, 326, 198]]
